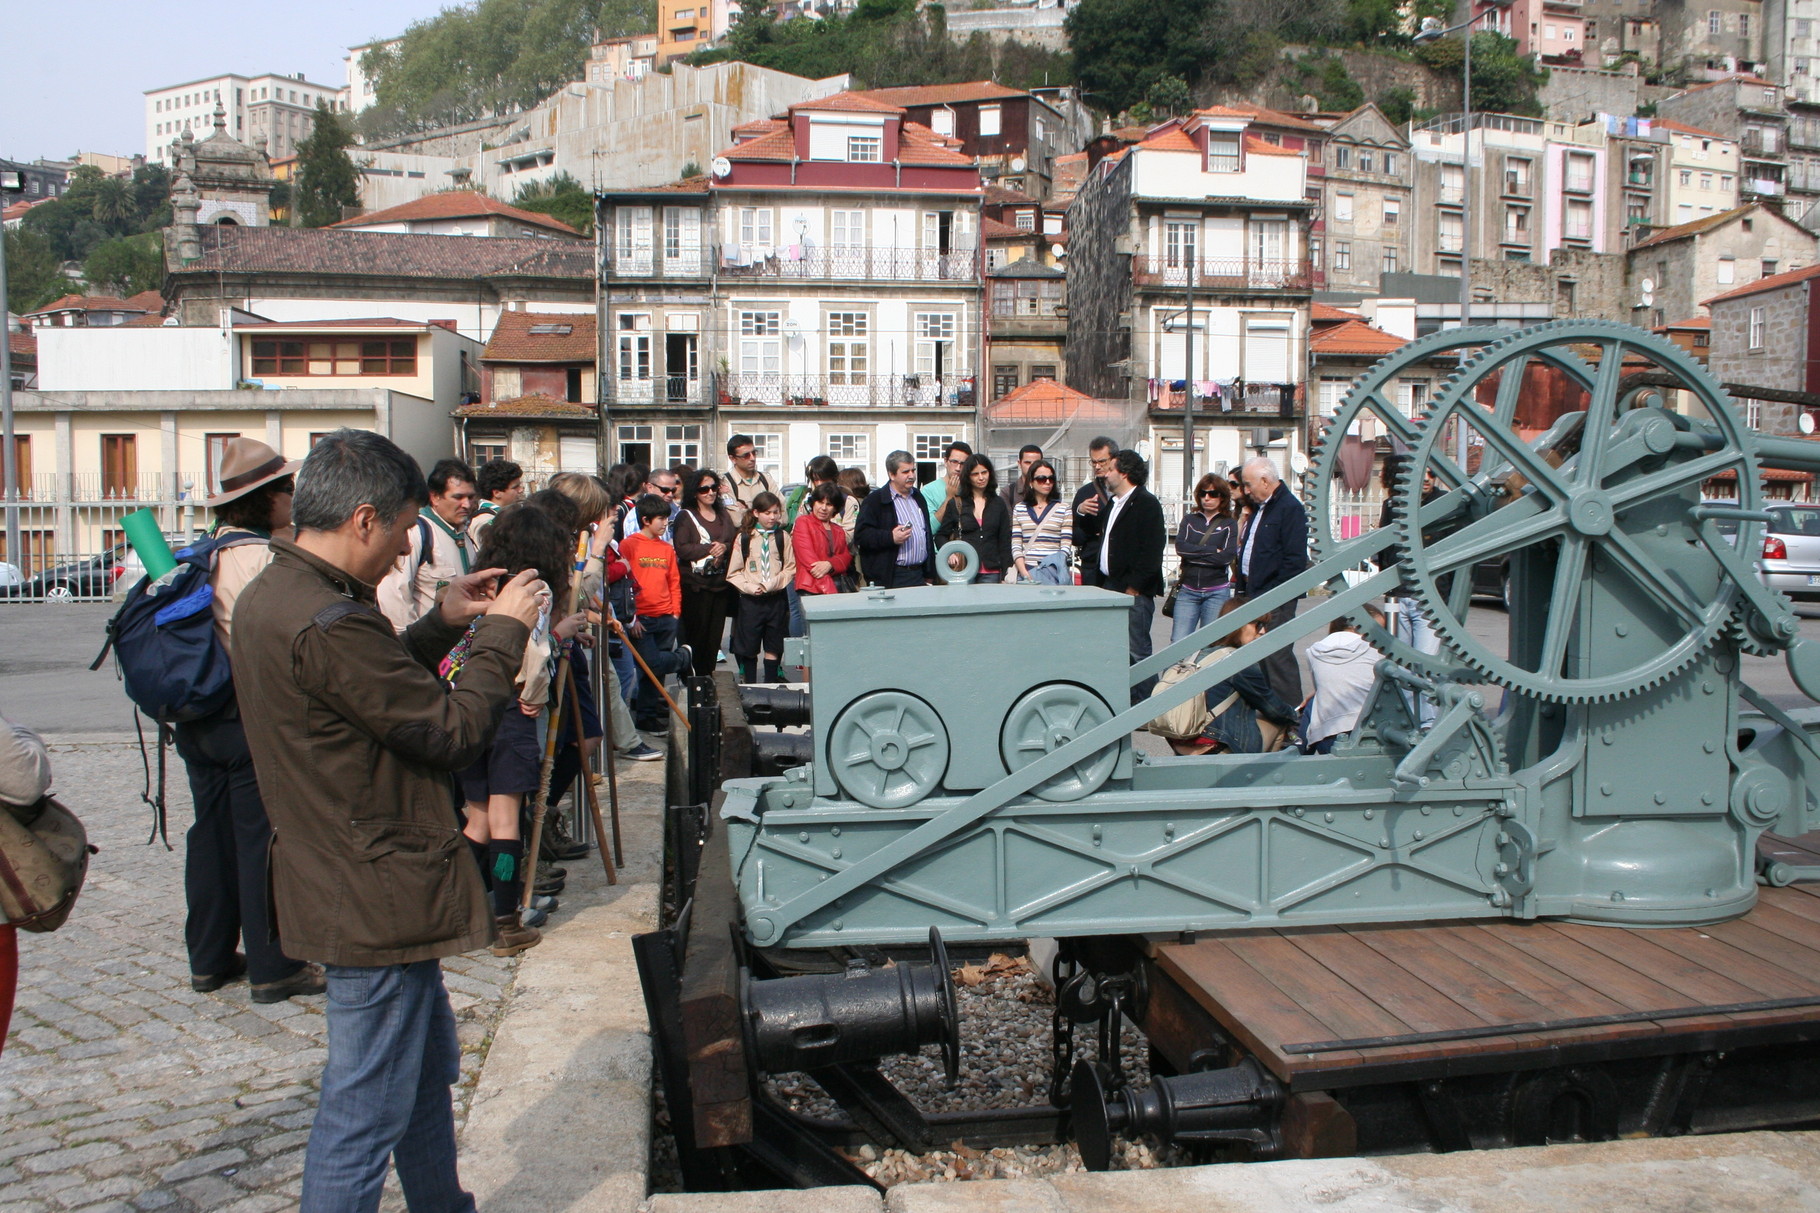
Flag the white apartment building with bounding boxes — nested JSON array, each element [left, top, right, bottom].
[[145, 73, 348, 164], [345, 39, 403, 115], [1659, 120, 1744, 224]]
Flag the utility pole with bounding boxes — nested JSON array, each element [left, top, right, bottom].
[[1182, 258, 1196, 497], [1, 168, 21, 570]]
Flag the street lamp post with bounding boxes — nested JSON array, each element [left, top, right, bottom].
[[1414, 0, 1515, 332], [1, 168, 23, 571]]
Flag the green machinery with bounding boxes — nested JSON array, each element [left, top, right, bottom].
[[721, 321, 1820, 948]]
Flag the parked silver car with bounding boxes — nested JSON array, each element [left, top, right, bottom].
[[1759, 503, 1820, 601]]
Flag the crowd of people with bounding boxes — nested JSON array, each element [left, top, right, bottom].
[[0, 423, 1403, 1209]]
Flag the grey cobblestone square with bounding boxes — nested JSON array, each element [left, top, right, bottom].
[[2, 743, 523, 1211]]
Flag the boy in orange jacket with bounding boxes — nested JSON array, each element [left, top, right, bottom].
[[619, 494, 693, 732]]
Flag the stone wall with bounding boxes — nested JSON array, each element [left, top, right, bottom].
[[1537, 65, 1676, 124], [1063, 155, 1135, 401], [1207, 47, 1462, 118], [943, 7, 1070, 52], [1709, 282, 1811, 432], [1465, 249, 1629, 321]]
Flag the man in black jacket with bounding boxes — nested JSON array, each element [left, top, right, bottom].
[[1071, 436, 1120, 587], [1099, 449, 1167, 704], [1235, 456, 1309, 704], [855, 450, 936, 588]]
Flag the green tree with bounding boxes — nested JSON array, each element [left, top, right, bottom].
[[89, 178, 135, 232], [1413, 32, 1542, 114], [1144, 73, 1192, 119], [512, 171, 594, 234], [294, 103, 362, 228], [725, 0, 777, 59], [1377, 85, 1417, 126], [82, 233, 164, 297], [1066, 0, 1212, 114], [1315, 56, 1364, 110], [4, 229, 69, 314]]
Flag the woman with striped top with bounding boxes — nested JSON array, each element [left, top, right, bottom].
[[1011, 460, 1074, 584]]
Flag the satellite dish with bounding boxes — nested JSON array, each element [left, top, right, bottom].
[[1051, 242, 1066, 259], [1802, 412, 1817, 435], [1289, 450, 1310, 477], [1640, 276, 1656, 293], [1011, 156, 1027, 172], [710, 156, 731, 179]]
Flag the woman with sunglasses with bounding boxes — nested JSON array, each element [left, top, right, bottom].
[[673, 467, 735, 677], [1172, 473, 1240, 647], [1011, 459, 1074, 585]]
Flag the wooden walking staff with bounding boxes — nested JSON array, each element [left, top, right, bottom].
[[610, 617, 691, 732], [521, 533, 591, 909], [565, 660, 621, 874]]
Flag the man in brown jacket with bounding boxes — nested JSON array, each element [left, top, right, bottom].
[[232, 429, 544, 1213]]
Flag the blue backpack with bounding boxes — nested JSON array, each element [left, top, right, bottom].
[[92, 532, 266, 725]]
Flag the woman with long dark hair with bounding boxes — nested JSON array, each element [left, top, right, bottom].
[[1011, 458, 1073, 584], [451, 504, 587, 954], [793, 482, 853, 598], [674, 466, 735, 676], [936, 452, 1013, 583], [1171, 472, 1240, 646]]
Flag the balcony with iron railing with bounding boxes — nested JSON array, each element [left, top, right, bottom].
[[719, 246, 979, 283], [607, 249, 709, 279], [1438, 184, 1465, 205], [607, 377, 714, 409], [1131, 256, 1313, 292], [1742, 130, 1784, 157], [718, 372, 975, 409]]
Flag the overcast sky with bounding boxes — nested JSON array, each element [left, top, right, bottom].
[[3, 0, 446, 165]]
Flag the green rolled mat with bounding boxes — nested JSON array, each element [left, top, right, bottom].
[[121, 508, 177, 580]]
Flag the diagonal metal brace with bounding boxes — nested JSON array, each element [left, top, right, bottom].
[[1390, 686, 1490, 800], [743, 568, 1402, 946]]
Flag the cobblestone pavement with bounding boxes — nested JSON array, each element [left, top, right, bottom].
[[0, 739, 522, 1213]]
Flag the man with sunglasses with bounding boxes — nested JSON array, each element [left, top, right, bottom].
[[1071, 436, 1120, 587], [635, 467, 682, 544], [723, 433, 775, 524]]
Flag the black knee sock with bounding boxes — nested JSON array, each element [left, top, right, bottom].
[[738, 657, 756, 682], [763, 656, 782, 683], [488, 840, 525, 919], [468, 839, 492, 889]]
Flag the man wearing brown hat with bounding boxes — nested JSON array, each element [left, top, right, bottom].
[[172, 438, 326, 1003]]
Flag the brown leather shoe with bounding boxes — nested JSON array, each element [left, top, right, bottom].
[[489, 914, 542, 957], [251, 962, 327, 1004]]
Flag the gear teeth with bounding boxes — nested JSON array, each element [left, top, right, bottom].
[[1387, 322, 1755, 705]]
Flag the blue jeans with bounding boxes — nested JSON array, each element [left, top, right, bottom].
[[634, 614, 688, 725], [1169, 584, 1232, 648], [1127, 592, 1157, 705], [302, 960, 474, 1213]]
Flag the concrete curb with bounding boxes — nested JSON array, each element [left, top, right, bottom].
[[642, 1129, 1820, 1212]]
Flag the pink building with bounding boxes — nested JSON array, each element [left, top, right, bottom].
[[1473, 0, 1588, 63]]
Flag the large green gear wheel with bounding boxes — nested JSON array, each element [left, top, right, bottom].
[[1392, 319, 1762, 704], [1306, 326, 1591, 679]]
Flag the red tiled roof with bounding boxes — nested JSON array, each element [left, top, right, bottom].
[[122, 313, 169, 327], [331, 190, 583, 237], [985, 379, 1125, 426], [650, 175, 710, 193], [3, 198, 51, 223], [123, 290, 164, 314], [8, 330, 36, 361], [1313, 302, 1362, 323], [483, 311, 597, 362], [983, 217, 1031, 240], [1654, 119, 1731, 141], [720, 120, 972, 168], [732, 119, 787, 139], [25, 294, 143, 316], [983, 184, 1036, 205], [1244, 135, 1302, 157], [1138, 129, 1199, 153], [789, 91, 905, 115], [1682, 74, 1776, 92], [1312, 318, 1406, 357], [1707, 465, 1813, 482], [1208, 101, 1323, 132], [1657, 316, 1711, 330], [856, 81, 1026, 108], [179, 226, 595, 282], [1703, 261, 1820, 306], [1191, 106, 1254, 121], [454, 393, 596, 418], [1631, 203, 1756, 249], [236, 317, 435, 331]]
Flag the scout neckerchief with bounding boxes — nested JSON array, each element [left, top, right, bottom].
[[422, 506, 470, 574]]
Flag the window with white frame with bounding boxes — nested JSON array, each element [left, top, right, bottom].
[[826, 432, 870, 465], [1383, 152, 1398, 176], [1749, 306, 1766, 350], [1358, 151, 1374, 173], [663, 207, 700, 269], [986, 247, 1008, 271], [739, 207, 773, 251], [1746, 397, 1763, 429], [914, 312, 956, 380], [1708, 10, 1721, 35], [1015, 209, 1036, 231], [1334, 192, 1354, 222], [1718, 256, 1736, 284], [1333, 241, 1351, 270], [746, 432, 784, 483], [618, 314, 651, 382], [1383, 245, 1398, 273], [979, 105, 1001, 137], [828, 312, 869, 383], [1332, 145, 1351, 170], [1206, 132, 1240, 173], [616, 424, 653, 463], [738, 310, 781, 374], [830, 210, 865, 248], [1383, 197, 1400, 225], [931, 108, 955, 137], [616, 206, 653, 269], [913, 433, 954, 463], [1165, 219, 1197, 268], [847, 134, 881, 162], [664, 424, 703, 467]]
